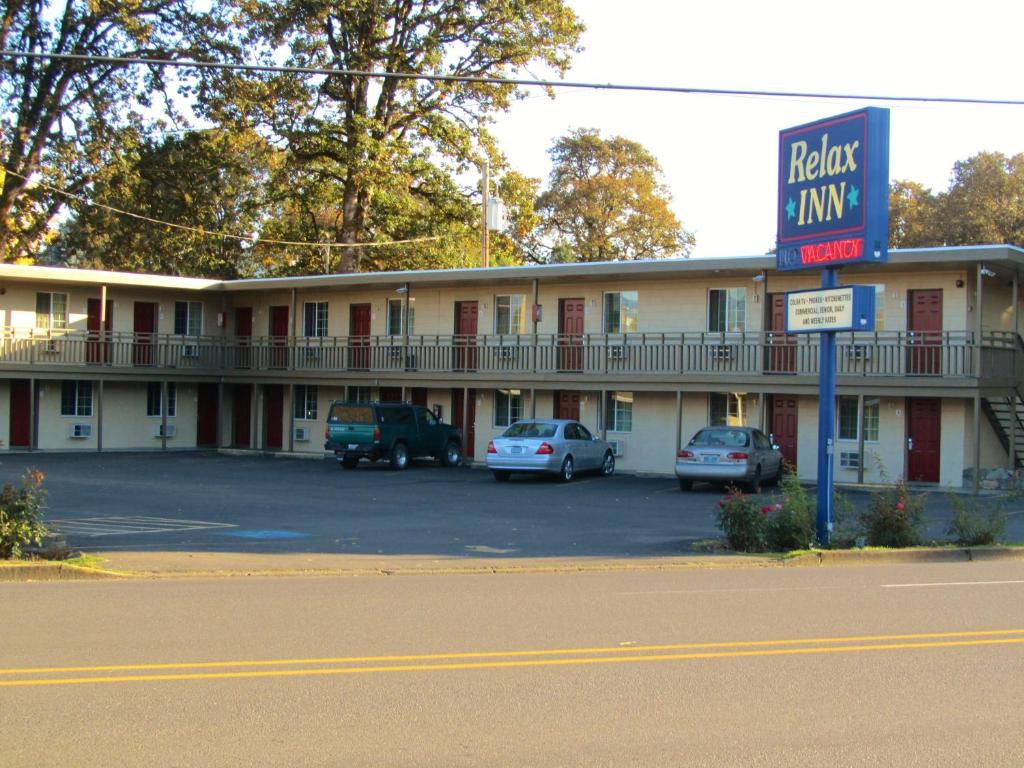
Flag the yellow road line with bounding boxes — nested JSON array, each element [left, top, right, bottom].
[[2, 628, 1022, 676], [2, 636, 1023, 688]]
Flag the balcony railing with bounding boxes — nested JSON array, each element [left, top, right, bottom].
[[1, 328, 1019, 381]]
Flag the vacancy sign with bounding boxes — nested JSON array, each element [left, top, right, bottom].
[[784, 286, 875, 333]]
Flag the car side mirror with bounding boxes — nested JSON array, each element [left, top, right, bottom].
[[772, 443, 780, 451]]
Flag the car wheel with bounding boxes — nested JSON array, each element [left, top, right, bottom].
[[390, 442, 409, 470], [748, 466, 762, 494], [601, 451, 615, 477], [773, 462, 784, 486], [340, 456, 358, 469], [441, 441, 461, 467], [678, 479, 692, 491], [492, 470, 511, 482], [559, 455, 574, 483]]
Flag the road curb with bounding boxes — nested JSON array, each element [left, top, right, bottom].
[[0, 561, 129, 581], [783, 546, 1024, 567]]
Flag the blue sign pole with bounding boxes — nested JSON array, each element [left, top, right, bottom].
[[815, 267, 838, 545]]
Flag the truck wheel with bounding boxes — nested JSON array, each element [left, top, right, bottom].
[[341, 455, 358, 469], [390, 442, 409, 470], [441, 441, 461, 467]]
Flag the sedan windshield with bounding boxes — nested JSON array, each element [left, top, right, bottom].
[[502, 422, 558, 438], [690, 429, 750, 448]]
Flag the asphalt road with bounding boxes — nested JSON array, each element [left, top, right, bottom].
[[2, 561, 1023, 766]]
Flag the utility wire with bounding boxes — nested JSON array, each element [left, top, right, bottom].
[[3, 50, 1024, 106], [4, 169, 442, 250]]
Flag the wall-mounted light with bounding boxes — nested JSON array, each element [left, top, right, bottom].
[[751, 273, 766, 283], [955, 279, 965, 288], [980, 265, 996, 278], [395, 286, 409, 294]]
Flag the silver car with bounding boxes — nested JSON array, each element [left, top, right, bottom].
[[675, 426, 783, 492], [486, 419, 616, 482]]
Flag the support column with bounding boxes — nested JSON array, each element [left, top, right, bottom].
[[29, 378, 36, 451], [462, 386, 469, 448], [530, 387, 536, 419], [816, 268, 838, 545], [973, 394, 981, 495], [1009, 387, 1016, 471], [217, 380, 224, 448], [857, 393, 865, 485], [288, 384, 295, 453], [600, 389, 607, 440], [675, 391, 682, 454], [161, 381, 168, 451]]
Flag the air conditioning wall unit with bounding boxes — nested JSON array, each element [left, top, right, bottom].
[[69, 423, 92, 439], [607, 439, 625, 457], [182, 344, 201, 358], [304, 347, 322, 360], [710, 345, 733, 360], [293, 426, 310, 442], [154, 423, 177, 438], [845, 345, 872, 360], [498, 346, 519, 360], [607, 345, 626, 360], [43, 339, 62, 353]]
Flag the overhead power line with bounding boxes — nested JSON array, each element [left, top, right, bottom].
[[3, 50, 1024, 106], [5, 169, 442, 250]]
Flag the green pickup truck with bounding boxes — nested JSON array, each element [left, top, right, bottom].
[[324, 401, 463, 470]]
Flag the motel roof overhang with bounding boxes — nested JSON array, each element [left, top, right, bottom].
[[2, 244, 1023, 294]]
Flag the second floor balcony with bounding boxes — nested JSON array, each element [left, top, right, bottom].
[[3, 328, 1021, 385]]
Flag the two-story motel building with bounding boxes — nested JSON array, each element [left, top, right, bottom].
[[2, 244, 1023, 488]]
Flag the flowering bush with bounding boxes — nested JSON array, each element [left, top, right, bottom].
[[858, 479, 924, 547], [764, 471, 817, 551], [0, 469, 49, 559], [947, 493, 1007, 546], [714, 486, 767, 552]]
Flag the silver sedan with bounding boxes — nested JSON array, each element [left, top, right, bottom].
[[486, 419, 616, 482], [675, 426, 784, 493]]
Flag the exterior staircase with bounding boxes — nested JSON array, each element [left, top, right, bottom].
[[982, 387, 1024, 470]]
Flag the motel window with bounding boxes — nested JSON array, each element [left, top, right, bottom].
[[494, 389, 523, 428], [603, 292, 639, 334], [495, 295, 526, 335], [710, 393, 747, 426], [347, 386, 372, 403], [35, 292, 68, 331], [605, 391, 633, 432], [146, 382, 177, 417], [60, 381, 93, 417], [872, 285, 885, 330], [304, 302, 328, 337], [708, 288, 746, 333], [387, 299, 415, 336], [174, 301, 203, 336], [838, 396, 880, 442], [294, 385, 318, 421]]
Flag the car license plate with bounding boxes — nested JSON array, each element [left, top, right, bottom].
[[702, 455, 718, 463], [511, 446, 523, 455], [348, 443, 358, 450]]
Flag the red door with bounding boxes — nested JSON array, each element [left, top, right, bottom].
[[555, 390, 581, 421], [269, 306, 289, 369], [769, 395, 798, 469], [908, 289, 942, 375], [410, 388, 428, 407], [87, 298, 113, 364], [9, 379, 30, 448], [454, 301, 479, 371], [349, 303, 371, 370], [766, 293, 796, 373], [264, 384, 283, 450], [559, 298, 584, 371], [379, 387, 402, 403], [452, 388, 476, 459], [235, 307, 252, 369], [197, 383, 218, 447], [233, 384, 251, 448], [133, 302, 157, 366], [907, 398, 941, 482]]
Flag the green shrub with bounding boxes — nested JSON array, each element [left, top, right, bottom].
[[947, 494, 1007, 546], [764, 472, 816, 551], [0, 469, 49, 559], [830, 488, 860, 548], [858, 479, 924, 547], [714, 486, 766, 552]]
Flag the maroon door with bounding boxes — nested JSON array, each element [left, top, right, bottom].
[[907, 398, 941, 482], [233, 384, 252, 448], [908, 289, 942, 375], [235, 307, 252, 369], [9, 379, 30, 448], [766, 293, 796, 373], [269, 306, 289, 369], [454, 301, 479, 371], [555, 390, 581, 421], [87, 298, 113, 364], [769, 395, 798, 469], [133, 302, 157, 366], [264, 384, 283, 450], [197, 383, 218, 447], [349, 303, 371, 370], [379, 386, 402, 403], [452, 388, 476, 459], [559, 298, 584, 371], [410, 388, 428, 407]]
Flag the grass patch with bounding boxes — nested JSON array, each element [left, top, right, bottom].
[[63, 554, 106, 569]]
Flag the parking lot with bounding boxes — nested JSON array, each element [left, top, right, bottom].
[[1, 452, 1021, 559]]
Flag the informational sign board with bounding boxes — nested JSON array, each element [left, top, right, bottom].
[[776, 108, 890, 272], [784, 285, 876, 334]]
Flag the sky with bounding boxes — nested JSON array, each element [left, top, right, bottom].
[[488, 0, 1024, 258]]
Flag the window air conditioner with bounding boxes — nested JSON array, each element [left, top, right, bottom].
[[607, 345, 626, 360], [607, 439, 625, 457], [845, 345, 872, 360], [293, 427, 310, 442], [304, 347, 322, 360], [69, 423, 92, 439], [154, 423, 177, 438], [498, 346, 519, 360], [43, 339, 62, 353], [182, 344, 201, 359], [710, 345, 733, 360]]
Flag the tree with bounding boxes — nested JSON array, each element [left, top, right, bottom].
[[201, 0, 584, 272], [533, 129, 694, 263], [939, 152, 1024, 247], [888, 180, 939, 248], [0, 0, 214, 261]]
